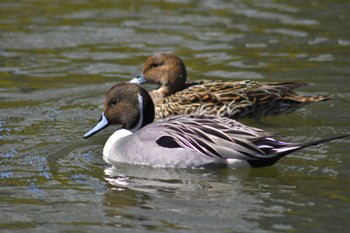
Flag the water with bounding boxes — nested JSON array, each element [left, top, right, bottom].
[[1, 0, 350, 232]]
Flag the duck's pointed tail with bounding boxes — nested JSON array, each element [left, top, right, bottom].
[[292, 95, 332, 103], [273, 134, 350, 166], [250, 134, 349, 167], [275, 134, 349, 156]]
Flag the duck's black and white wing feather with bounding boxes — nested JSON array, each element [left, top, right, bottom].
[[155, 115, 349, 167], [156, 115, 273, 159]]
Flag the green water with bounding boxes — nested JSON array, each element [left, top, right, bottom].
[[1, 0, 350, 232]]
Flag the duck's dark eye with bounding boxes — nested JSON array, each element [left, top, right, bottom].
[[152, 61, 163, 68], [111, 99, 118, 106]]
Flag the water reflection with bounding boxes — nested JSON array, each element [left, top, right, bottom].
[[104, 165, 246, 194], [104, 165, 282, 232]]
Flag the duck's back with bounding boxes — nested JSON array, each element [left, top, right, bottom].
[[155, 80, 331, 119]]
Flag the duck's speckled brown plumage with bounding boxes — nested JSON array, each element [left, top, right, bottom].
[[134, 53, 331, 120], [155, 79, 330, 119]]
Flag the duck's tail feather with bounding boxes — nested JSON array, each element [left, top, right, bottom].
[[249, 134, 349, 167], [275, 134, 349, 156], [292, 95, 332, 103]]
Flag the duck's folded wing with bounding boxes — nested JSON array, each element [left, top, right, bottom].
[[155, 80, 320, 119], [155, 115, 275, 160]]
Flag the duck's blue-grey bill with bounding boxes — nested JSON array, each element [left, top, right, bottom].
[[129, 75, 147, 84], [83, 113, 109, 139]]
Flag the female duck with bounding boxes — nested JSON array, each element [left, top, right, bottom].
[[84, 82, 347, 168], [130, 53, 331, 119]]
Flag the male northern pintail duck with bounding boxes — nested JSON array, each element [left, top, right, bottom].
[[130, 52, 331, 119], [83, 82, 347, 168]]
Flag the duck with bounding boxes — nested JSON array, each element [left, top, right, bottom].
[[130, 52, 331, 119], [83, 82, 348, 169]]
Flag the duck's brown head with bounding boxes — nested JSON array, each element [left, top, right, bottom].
[[131, 52, 188, 101], [84, 82, 155, 138]]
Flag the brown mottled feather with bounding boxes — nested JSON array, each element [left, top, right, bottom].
[[154, 80, 331, 119]]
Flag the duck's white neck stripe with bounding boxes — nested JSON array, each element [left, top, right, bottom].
[[130, 93, 144, 133]]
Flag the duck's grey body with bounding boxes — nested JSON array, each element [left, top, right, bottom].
[[102, 114, 347, 168], [103, 115, 257, 168], [103, 126, 228, 168]]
